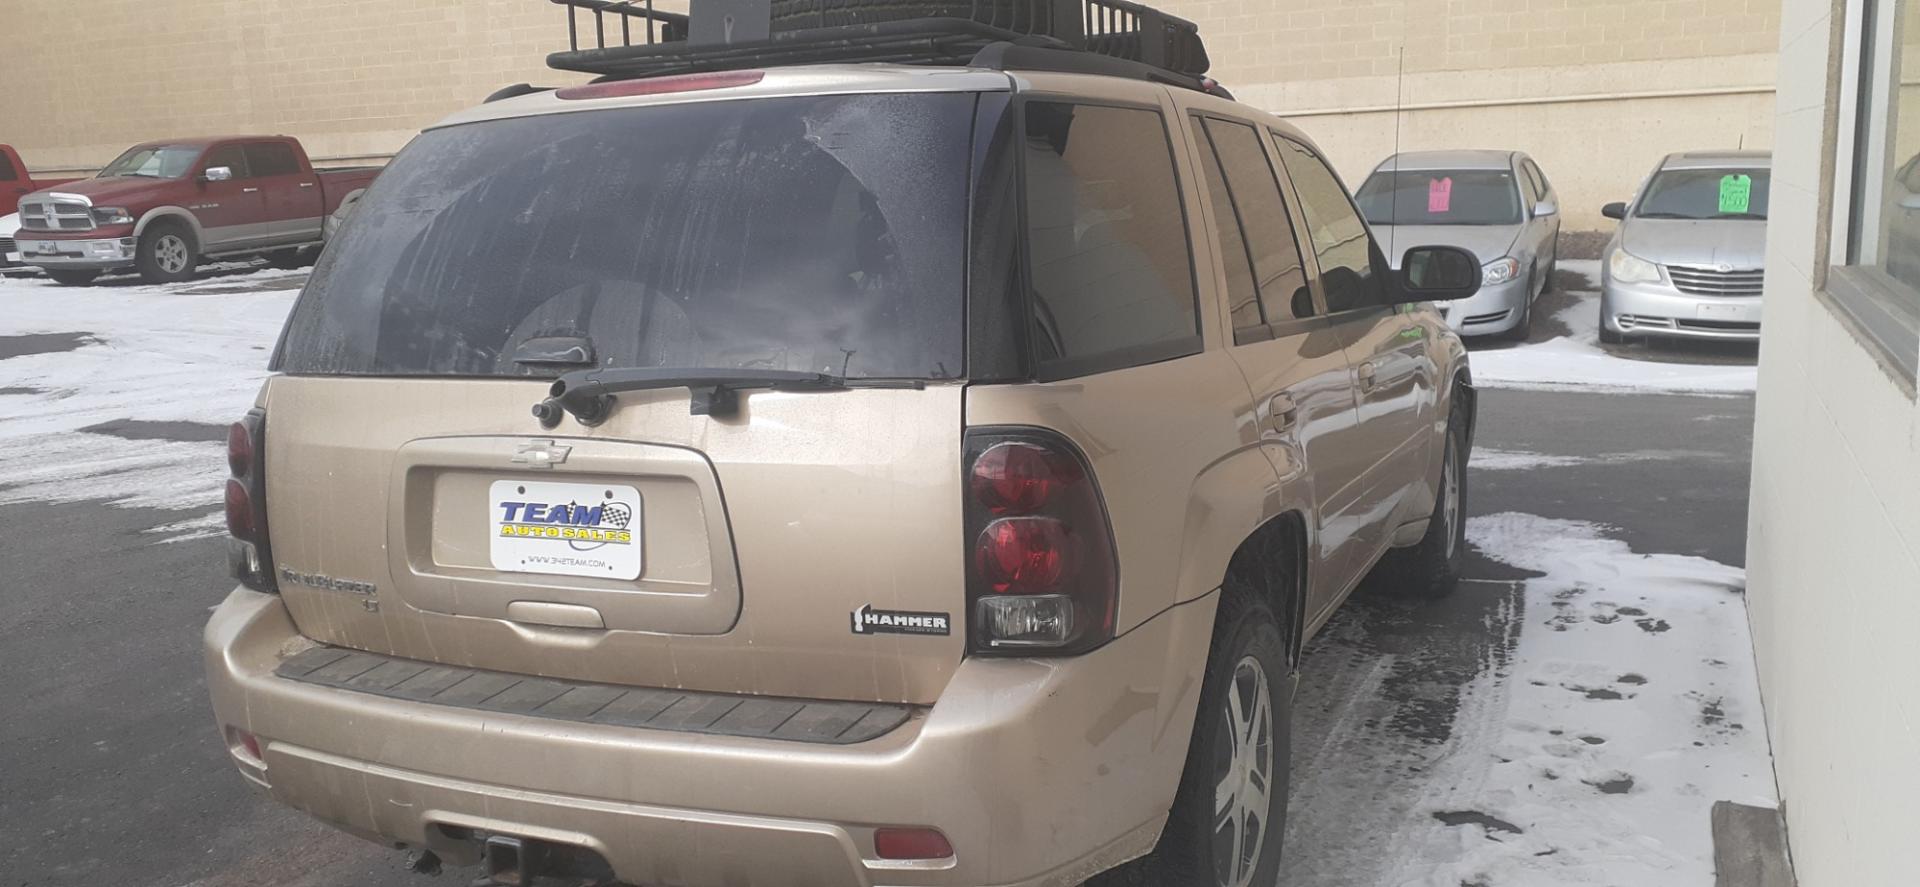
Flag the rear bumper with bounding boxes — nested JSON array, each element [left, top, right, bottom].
[[9, 234, 137, 270], [203, 587, 1217, 886]]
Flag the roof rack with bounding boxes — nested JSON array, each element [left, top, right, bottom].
[[547, 0, 1219, 92]]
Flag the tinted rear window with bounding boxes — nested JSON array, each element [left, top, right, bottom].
[[277, 93, 976, 380]]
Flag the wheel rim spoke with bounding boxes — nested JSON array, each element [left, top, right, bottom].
[[1213, 656, 1275, 887]]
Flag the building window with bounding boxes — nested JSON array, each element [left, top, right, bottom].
[[1836, 0, 1920, 382]]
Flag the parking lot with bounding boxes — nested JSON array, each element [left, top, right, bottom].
[[0, 261, 1775, 886]]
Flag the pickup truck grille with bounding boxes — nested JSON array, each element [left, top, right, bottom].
[[19, 198, 95, 232], [1665, 264, 1764, 297]]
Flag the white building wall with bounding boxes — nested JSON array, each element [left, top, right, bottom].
[[1746, 0, 1920, 882]]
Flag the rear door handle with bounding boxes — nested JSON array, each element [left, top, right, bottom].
[[1357, 361, 1378, 392], [298, 182, 315, 188], [242, 187, 259, 193], [1268, 392, 1299, 432]]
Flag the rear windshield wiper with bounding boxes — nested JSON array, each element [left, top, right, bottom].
[[533, 367, 921, 426]]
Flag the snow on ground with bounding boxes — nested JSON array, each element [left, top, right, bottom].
[[1468, 447, 1715, 471], [1469, 260, 1759, 395], [1286, 513, 1776, 886], [0, 268, 303, 537]]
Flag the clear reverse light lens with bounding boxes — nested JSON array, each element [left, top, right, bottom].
[[1609, 248, 1661, 283], [977, 594, 1076, 647], [1481, 257, 1520, 285]]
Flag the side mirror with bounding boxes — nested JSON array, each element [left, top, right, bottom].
[[1533, 200, 1559, 218], [1398, 245, 1481, 302], [1602, 201, 1629, 220], [202, 166, 233, 183]]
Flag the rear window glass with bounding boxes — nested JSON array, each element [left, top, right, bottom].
[[277, 93, 976, 380], [246, 142, 301, 177], [1635, 167, 1771, 220], [1355, 168, 1523, 226], [1021, 101, 1197, 368]]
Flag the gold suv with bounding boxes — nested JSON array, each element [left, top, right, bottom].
[[204, 7, 1480, 885]]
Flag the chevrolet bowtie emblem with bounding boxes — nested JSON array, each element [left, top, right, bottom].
[[511, 440, 572, 469]]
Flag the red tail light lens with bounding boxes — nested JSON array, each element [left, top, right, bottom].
[[556, 70, 765, 101], [963, 428, 1117, 655], [226, 409, 276, 593], [970, 441, 1077, 515], [975, 517, 1068, 593], [224, 478, 255, 540], [873, 827, 954, 860]]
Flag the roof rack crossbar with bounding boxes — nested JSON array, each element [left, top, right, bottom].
[[546, 0, 1213, 89]]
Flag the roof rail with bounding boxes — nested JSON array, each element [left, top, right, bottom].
[[546, 0, 1218, 92]]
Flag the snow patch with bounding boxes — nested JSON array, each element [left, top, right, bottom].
[[0, 269, 301, 533], [1382, 513, 1773, 885]]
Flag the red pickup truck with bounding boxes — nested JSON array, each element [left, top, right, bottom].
[[2, 144, 82, 216], [13, 135, 378, 284]]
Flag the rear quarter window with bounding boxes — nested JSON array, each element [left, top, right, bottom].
[[1021, 101, 1198, 376]]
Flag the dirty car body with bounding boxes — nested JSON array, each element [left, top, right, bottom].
[[203, 18, 1482, 886]]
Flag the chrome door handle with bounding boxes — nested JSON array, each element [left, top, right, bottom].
[[242, 187, 259, 193], [1268, 392, 1299, 432], [298, 182, 315, 188], [1357, 361, 1378, 392]]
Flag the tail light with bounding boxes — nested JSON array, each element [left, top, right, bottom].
[[964, 429, 1117, 655], [225, 408, 277, 592]]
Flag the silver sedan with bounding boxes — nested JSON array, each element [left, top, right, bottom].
[[1599, 151, 1769, 344], [1355, 149, 1562, 339]]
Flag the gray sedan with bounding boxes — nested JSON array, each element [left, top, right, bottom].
[[1599, 151, 1769, 344], [1355, 150, 1561, 339]]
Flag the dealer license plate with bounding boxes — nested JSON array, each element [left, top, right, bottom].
[[489, 480, 643, 580]]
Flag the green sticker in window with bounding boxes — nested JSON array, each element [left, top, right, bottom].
[[1718, 174, 1752, 214]]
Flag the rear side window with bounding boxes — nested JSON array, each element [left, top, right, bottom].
[[1200, 118, 1313, 325], [245, 143, 301, 177], [203, 145, 250, 179], [278, 93, 975, 379], [1273, 134, 1388, 313], [1022, 101, 1198, 373], [1193, 119, 1261, 331]]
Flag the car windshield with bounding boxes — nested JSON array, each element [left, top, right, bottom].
[[276, 92, 976, 380], [98, 145, 201, 179], [1354, 168, 1523, 226], [1634, 167, 1771, 220]]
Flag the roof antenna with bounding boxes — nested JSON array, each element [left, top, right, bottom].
[[1389, 38, 1406, 261]]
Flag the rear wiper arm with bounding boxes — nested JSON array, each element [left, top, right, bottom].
[[532, 367, 912, 426]]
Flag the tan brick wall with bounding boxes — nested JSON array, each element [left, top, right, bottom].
[[1, 0, 1779, 229]]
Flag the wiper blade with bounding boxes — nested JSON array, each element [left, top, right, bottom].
[[1634, 211, 1699, 219], [533, 367, 911, 426]]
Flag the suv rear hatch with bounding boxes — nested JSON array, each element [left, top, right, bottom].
[[260, 86, 996, 705]]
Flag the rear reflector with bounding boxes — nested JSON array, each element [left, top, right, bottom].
[[556, 70, 765, 101], [225, 725, 264, 765], [873, 827, 953, 860]]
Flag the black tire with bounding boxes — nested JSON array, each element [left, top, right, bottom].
[[135, 222, 198, 284], [1370, 400, 1468, 599], [1503, 272, 1534, 342], [45, 269, 101, 286], [1113, 580, 1292, 887], [265, 246, 317, 270]]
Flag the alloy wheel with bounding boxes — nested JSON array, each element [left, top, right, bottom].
[[155, 235, 189, 274], [1212, 655, 1275, 887], [1441, 438, 1462, 561]]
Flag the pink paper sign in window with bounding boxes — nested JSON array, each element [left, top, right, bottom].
[[1427, 176, 1453, 214]]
